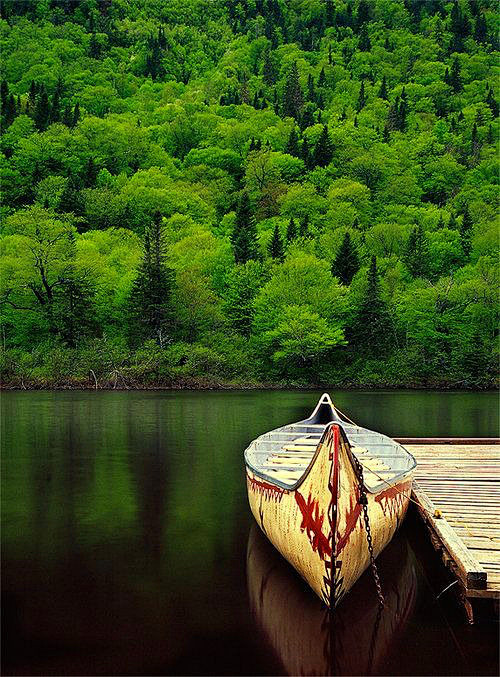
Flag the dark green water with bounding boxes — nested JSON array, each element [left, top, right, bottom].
[[2, 390, 498, 676]]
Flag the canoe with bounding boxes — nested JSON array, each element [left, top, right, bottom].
[[247, 524, 417, 676], [244, 393, 416, 608]]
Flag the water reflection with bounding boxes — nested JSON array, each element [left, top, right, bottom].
[[247, 524, 417, 676]]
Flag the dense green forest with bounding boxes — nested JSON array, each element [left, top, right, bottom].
[[0, 0, 498, 388]]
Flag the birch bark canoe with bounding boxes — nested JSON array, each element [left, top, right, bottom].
[[244, 394, 416, 607]]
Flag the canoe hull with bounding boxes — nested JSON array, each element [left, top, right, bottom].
[[246, 424, 412, 607]]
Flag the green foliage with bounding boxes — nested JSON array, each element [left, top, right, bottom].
[[0, 0, 498, 387]]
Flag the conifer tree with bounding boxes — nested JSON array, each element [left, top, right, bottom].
[[284, 127, 300, 157], [62, 104, 73, 127], [403, 225, 429, 278], [356, 0, 371, 28], [283, 61, 303, 121], [356, 80, 366, 112], [268, 224, 284, 261], [286, 217, 297, 241], [301, 137, 312, 169], [299, 215, 310, 237], [486, 87, 499, 117], [89, 32, 100, 58], [313, 124, 333, 167], [317, 66, 326, 88], [34, 86, 50, 131], [349, 256, 392, 354], [474, 13, 487, 43], [325, 0, 335, 27], [450, 56, 462, 93], [331, 232, 359, 285], [71, 102, 80, 128], [129, 212, 174, 347], [460, 204, 473, 257], [231, 192, 258, 264], [83, 158, 98, 187], [358, 25, 371, 51], [378, 75, 388, 100], [263, 48, 277, 85]]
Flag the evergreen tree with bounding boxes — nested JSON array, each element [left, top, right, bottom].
[[286, 217, 297, 241], [378, 75, 388, 100], [299, 215, 309, 237], [313, 124, 333, 167], [129, 212, 174, 347], [263, 48, 277, 85], [325, 0, 335, 27], [268, 224, 284, 261], [356, 0, 371, 28], [356, 80, 367, 112], [83, 157, 98, 187], [403, 225, 429, 278], [474, 13, 487, 43], [231, 192, 258, 263], [450, 56, 462, 93], [62, 104, 73, 127], [486, 87, 499, 117], [71, 102, 80, 128], [52, 233, 97, 347], [34, 86, 50, 131], [285, 127, 300, 157], [283, 61, 303, 121], [317, 66, 326, 88], [331, 232, 359, 285], [348, 256, 393, 354], [89, 32, 100, 58], [358, 24, 371, 51], [460, 204, 473, 257]]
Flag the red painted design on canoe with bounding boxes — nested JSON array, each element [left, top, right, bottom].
[[375, 480, 411, 518], [247, 475, 286, 501], [335, 484, 362, 555], [295, 491, 332, 560]]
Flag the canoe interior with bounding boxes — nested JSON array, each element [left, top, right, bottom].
[[244, 394, 416, 493]]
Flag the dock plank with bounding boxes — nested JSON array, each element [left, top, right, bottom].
[[407, 442, 500, 620]]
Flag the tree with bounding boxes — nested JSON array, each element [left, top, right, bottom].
[[331, 232, 359, 285], [129, 212, 173, 347], [358, 25, 371, 51], [263, 47, 277, 85], [299, 215, 310, 237], [356, 80, 367, 112], [486, 87, 499, 118], [450, 56, 462, 93], [283, 61, 303, 121], [348, 256, 393, 354], [34, 86, 50, 131], [460, 204, 473, 258], [286, 217, 297, 241], [317, 66, 326, 88], [231, 192, 258, 263], [223, 260, 262, 336], [268, 224, 284, 261], [378, 75, 388, 100], [286, 127, 300, 156], [403, 225, 429, 278], [313, 124, 333, 167]]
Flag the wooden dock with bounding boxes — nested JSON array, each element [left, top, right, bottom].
[[395, 439, 499, 622]]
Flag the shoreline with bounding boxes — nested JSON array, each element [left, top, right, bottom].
[[1, 379, 497, 392]]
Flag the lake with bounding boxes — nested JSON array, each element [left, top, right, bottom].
[[2, 390, 499, 676]]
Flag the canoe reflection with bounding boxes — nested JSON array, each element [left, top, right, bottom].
[[247, 524, 417, 676]]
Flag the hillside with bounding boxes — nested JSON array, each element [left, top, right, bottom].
[[0, 0, 498, 388]]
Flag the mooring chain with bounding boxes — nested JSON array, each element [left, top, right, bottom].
[[352, 454, 385, 608]]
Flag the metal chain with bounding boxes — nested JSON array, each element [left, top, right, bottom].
[[351, 454, 385, 608]]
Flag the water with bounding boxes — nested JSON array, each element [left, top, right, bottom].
[[2, 390, 498, 676]]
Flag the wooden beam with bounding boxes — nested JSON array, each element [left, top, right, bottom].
[[412, 482, 487, 590]]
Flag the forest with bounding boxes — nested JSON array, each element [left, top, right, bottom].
[[0, 0, 498, 389]]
